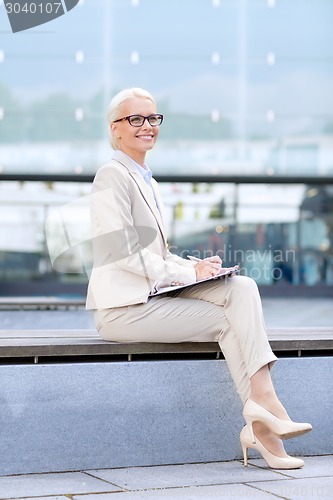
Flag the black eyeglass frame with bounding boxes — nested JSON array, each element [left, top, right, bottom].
[[113, 114, 164, 127]]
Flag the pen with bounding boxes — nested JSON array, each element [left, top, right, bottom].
[[188, 256, 202, 262]]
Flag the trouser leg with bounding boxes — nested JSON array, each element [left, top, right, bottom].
[[167, 275, 277, 403], [95, 293, 228, 343], [94, 275, 277, 403]]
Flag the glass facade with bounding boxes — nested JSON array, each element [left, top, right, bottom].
[[0, 0, 332, 294], [0, 180, 332, 293], [1, 0, 333, 175]]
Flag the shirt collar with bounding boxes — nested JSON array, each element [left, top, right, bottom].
[[121, 152, 153, 182], [135, 161, 153, 183]]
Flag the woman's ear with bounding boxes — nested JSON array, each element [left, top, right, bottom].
[[111, 122, 121, 139]]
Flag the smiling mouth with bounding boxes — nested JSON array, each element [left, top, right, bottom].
[[136, 135, 154, 140]]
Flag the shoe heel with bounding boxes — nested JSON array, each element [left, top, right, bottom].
[[240, 425, 305, 470], [242, 443, 248, 467], [243, 417, 256, 444]]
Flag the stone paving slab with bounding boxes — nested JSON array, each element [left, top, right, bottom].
[[0, 471, 122, 499], [0, 298, 333, 330], [0, 310, 95, 330], [261, 298, 333, 328], [1, 456, 332, 500], [72, 483, 277, 499], [250, 476, 333, 499], [86, 461, 283, 491], [20, 497, 68, 500]]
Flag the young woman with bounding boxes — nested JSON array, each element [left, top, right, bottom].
[[86, 87, 312, 469]]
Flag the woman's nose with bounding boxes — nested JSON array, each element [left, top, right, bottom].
[[142, 118, 153, 129]]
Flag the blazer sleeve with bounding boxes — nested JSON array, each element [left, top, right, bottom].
[[90, 163, 196, 288]]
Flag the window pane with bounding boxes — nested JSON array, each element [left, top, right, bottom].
[[1, 0, 331, 176]]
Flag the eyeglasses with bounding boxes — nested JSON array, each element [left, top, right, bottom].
[[113, 114, 163, 127]]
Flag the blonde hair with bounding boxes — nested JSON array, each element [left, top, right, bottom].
[[107, 88, 156, 150]]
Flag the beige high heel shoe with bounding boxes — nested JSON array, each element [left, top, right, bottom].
[[243, 399, 312, 443], [240, 425, 304, 469]]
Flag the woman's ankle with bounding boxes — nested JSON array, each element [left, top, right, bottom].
[[249, 394, 291, 421]]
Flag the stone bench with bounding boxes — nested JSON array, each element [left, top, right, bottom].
[[0, 327, 332, 476], [0, 296, 85, 310], [1, 327, 332, 361]]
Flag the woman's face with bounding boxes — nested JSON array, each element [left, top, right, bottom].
[[111, 97, 160, 164]]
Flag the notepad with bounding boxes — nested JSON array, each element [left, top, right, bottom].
[[152, 265, 239, 296]]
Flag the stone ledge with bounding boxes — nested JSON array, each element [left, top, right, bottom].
[[0, 327, 332, 360], [0, 357, 332, 475], [0, 296, 84, 310]]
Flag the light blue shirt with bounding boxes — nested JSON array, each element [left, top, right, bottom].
[[124, 153, 159, 209]]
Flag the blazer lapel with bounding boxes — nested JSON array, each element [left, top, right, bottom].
[[113, 151, 167, 244]]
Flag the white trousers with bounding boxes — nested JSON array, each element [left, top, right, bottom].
[[94, 275, 277, 403]]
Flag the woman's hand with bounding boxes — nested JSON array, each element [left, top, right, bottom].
[[194, 256, 222, 281]]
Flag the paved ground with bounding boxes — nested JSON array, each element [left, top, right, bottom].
[[0, 297, 332, 330], [0, 455, 332, 499]]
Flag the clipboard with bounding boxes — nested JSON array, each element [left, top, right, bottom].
[[152, 265, 239, 296]]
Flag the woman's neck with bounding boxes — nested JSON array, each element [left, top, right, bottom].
[[119, 148, 146, 168]]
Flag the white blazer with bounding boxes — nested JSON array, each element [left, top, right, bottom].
[[86, 150, 196, 310]]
